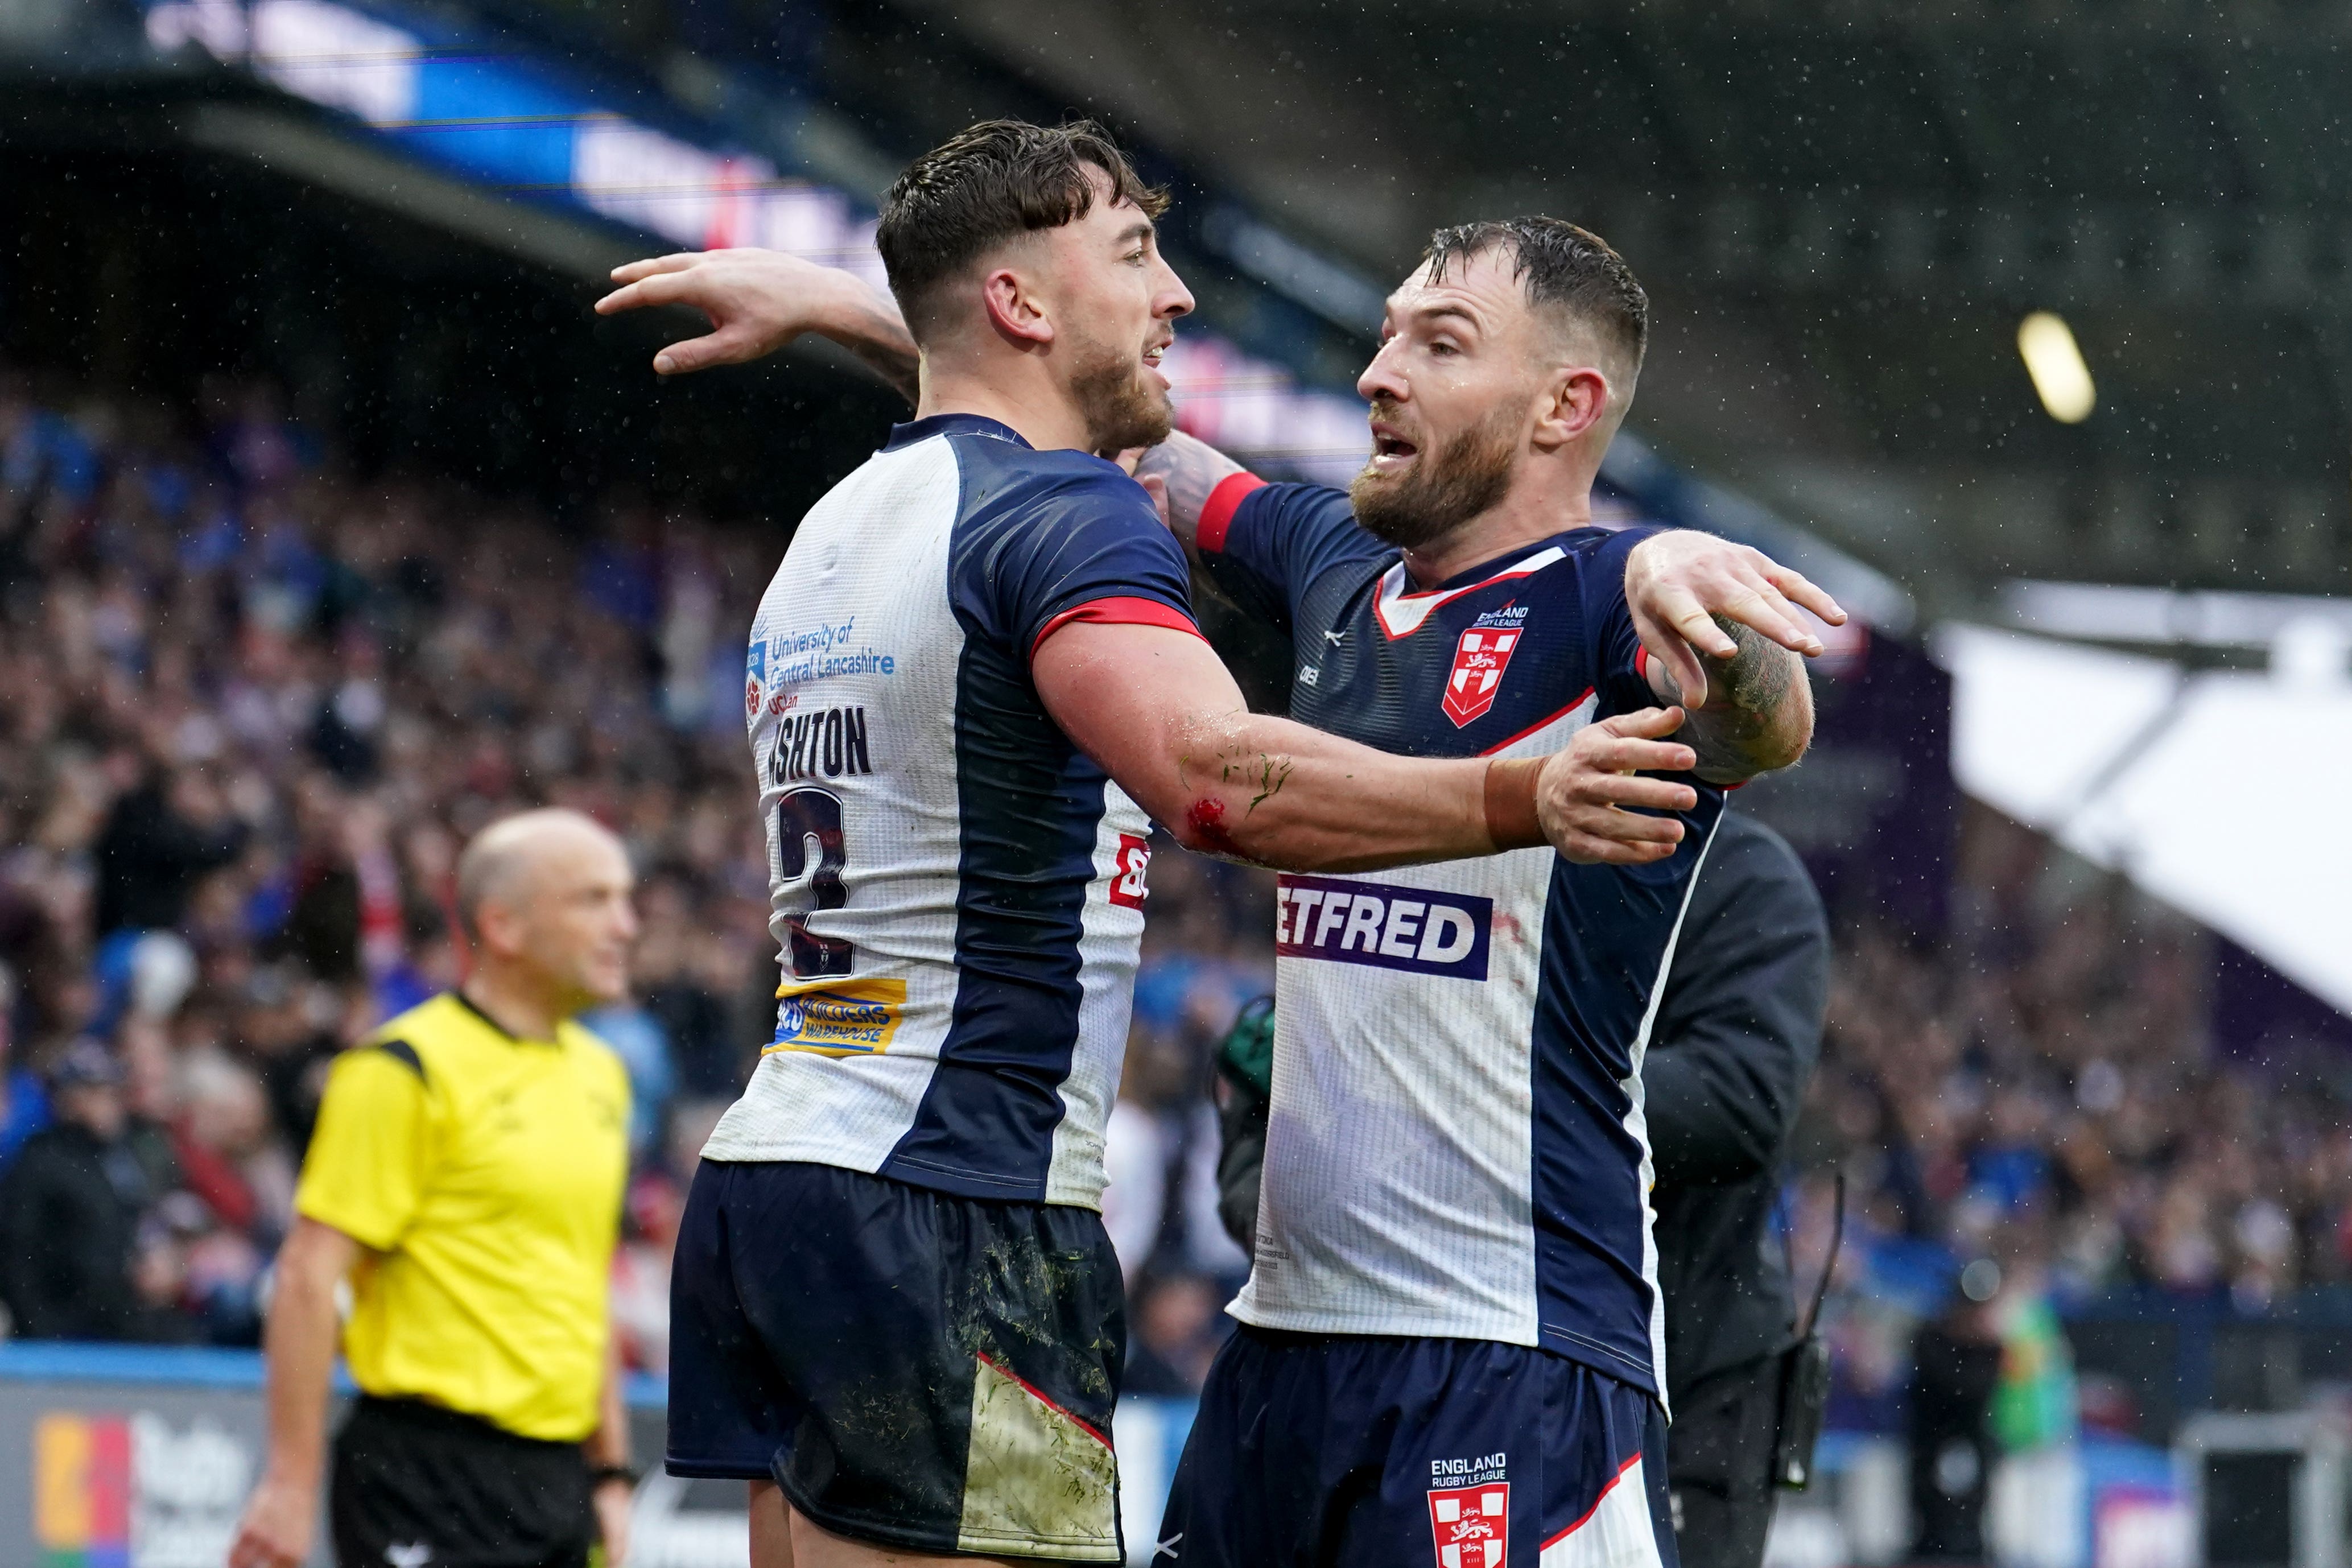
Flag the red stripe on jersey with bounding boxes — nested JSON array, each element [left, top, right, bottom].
[[1478, 687, 1596, 757], [1030, 596, 1206, 663], [1196, 472, 1267, 554]]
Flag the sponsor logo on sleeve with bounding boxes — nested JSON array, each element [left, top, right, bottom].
[[1442, 604, 1528, 728], [765, 977, 907, 1057], [1108, 833, 1151, 910], [1428, 1454, 1509, 1568], [1274, 874, 1490, 981], [745, 638, 768, 719]]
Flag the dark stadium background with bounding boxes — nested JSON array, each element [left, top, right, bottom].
[[3, 2, 2352, 1565]]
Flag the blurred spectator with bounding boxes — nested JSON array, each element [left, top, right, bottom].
[[1123, 1272, 1224, 1397], [0, 370, 790, 1342], [1907, 1270, 2004, 1563], [93, 763, 245, 938], [0, 1039, 176, 1340], [171, 1046, 295, 1244], [612, 1171, 685, 1373], [0, 967, 51, 1167]]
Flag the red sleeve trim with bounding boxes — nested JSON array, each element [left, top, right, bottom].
[[1030, 596, 1207, 662], [1196, 472, 1267, 554]]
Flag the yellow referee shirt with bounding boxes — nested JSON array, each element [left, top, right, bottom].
[[295, 992, 631, 1442]]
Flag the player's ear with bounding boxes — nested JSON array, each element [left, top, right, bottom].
[[981, 261, 1055, 350], [1532, 365, 1610, 451]]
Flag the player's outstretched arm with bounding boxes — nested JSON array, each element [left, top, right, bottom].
[[593, 249, 921, 401], [1624, 530, 1843, 785], [1035, 620, 1704, 870]]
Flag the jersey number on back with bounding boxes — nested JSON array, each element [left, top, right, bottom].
[[776, 787, 855, 977]]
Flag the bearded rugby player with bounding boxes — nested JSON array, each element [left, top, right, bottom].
[[1129, 221, 1828, 1568], [597, 130, 1839, 1568]]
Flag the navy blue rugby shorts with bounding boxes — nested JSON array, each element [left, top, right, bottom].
[[667, 1159, 1127, 1563], [1157, 1325, 1677, 1568]]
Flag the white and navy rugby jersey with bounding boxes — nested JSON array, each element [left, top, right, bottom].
[[699, 414, 1201, 1209], [1198, 477, 1725, 1399]]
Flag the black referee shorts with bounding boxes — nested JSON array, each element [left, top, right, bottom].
[[331, 1396, 595, 1568], [667, 1159, 1128, 1563]]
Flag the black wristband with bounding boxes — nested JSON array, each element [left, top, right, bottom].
[[589, 1463, 639, 1489]]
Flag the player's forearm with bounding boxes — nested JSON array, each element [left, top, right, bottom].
[[1163, 709, 1503, 872], [1656, 617, 1813, 784], [1045, 622, 1533, 869], [258, 1243, 343, 1488], [825, 286, 922, 405], [1133, 431, 1246, 548]]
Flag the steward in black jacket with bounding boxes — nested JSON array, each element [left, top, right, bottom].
[[0, 1041, 168, 1342], [1646, 813, 1828, 1568]]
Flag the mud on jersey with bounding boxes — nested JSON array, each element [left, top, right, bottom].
[[700, 414, 1199, 1209], [1198, 478, 1724, 1398]]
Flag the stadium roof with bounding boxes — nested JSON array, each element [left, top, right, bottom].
[[3, 0, 1911, 624], [1940, 620, 2352, 1017], [870, 0, 2352, 611]]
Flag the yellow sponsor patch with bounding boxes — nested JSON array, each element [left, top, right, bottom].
[[764, 977, 907, 1057]]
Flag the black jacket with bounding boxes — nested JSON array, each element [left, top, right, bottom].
[[1645, 813, 1829, 1399], [0, 1121, 159, 1340], [93, 782, 245, 937]]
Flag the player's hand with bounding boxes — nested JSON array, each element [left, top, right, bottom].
[[1116, 448, 1175, 532], [1534, 708, 1700, 865], [228, 1474, 315, 1568], [593, 1476, 634, 1567], [1624, 531, 1845, 709], [594, 249, 882, 376]]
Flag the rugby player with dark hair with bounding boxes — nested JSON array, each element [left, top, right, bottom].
[[599, 126, 1840, 1568], [1124, 216, 1822, 1568]]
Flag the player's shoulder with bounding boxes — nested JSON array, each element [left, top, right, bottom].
[[1544, 522, 1650, 568], [1514, 523, 1654, 604], [951, 443, 1173, 572], [958, 439, 1156, 527]]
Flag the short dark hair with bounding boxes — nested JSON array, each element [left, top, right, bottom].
[[876, 119, 1170, 339], [1422, 217, 1648, 379]]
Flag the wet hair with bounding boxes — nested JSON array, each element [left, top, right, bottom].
[[1421, 216, 1648, 379], [876, 118, 1170, 341]]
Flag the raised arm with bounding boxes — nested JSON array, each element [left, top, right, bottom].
[[1034, 620, 1707, 870], [593, 249, 922, 403], [1624, 530, 1841, 785]]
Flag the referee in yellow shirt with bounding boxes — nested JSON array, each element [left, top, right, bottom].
[[232, 809, 638, 1568]]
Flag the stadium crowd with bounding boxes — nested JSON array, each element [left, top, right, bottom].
[[0, 371, 2342, 1414]]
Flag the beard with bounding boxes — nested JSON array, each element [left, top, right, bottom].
[[1069, 326, 1174, 455], [1348, 399, 1521, 552]]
